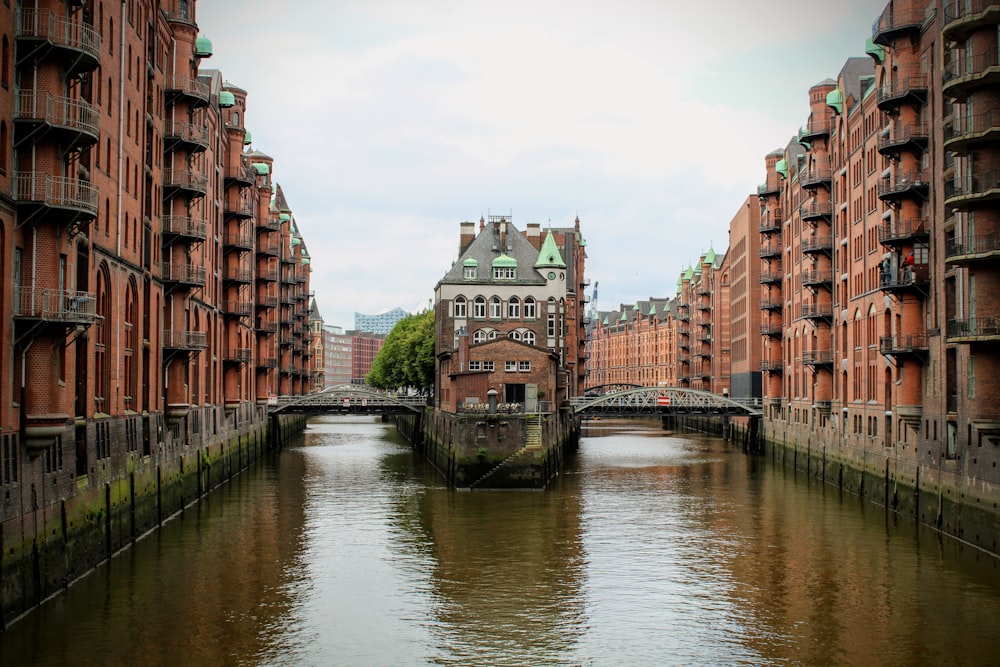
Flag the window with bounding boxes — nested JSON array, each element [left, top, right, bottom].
[[547, 314, 557, 338], [469, 361, 481, 371], [490, 297, 502, 319], [494, 266, 516, 280], [524, 298, 536, 319], [523, 331, 536, 346], [508, 330, 521, 341], [519, 361, 531, 372], [508, 297, 520, 319], [464, 265, 477, 279], [473, 296, 486, 319], [506, 361, 517, 372], [473, 330, 487, 343], [483, 361, 495, 371], [454, 296, 467, 318]]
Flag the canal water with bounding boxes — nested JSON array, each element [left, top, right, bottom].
[[3, 416, 1000, 666]]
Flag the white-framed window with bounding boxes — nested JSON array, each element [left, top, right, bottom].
[[469, 361, 482, 371], [508, 330, 521, 341], [505, 361, 517, 372], [464, 265, 477, 279], [473, 329, 488, 343], [454, 296, 467, 318], [547, 314, 557, 338], [490, 296, 502, 319], [483, 361, 495, 371], [473, 296, 486, 319], [519, 361, 531, 372], [523, 331, 536, 345], [489, 329, 498, 340], [523, 297, 536, 319], [508, 296, 520, 319], [493, 266, 516, 280]]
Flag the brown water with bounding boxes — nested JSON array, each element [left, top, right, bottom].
[[2, 415, 999, 666]]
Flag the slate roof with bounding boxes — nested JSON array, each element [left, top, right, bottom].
[[439, 221, 549, 285]]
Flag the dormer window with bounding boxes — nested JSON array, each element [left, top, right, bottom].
[[463, 258, 478, 279], [493, 266, 516, 280]]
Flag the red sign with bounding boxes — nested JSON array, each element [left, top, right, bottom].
[[657, 395, 671, 406]]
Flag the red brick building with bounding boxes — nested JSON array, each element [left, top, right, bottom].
[[435, 215, 588, 412]]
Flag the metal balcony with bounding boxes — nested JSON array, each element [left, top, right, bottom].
[[257, 217, 280, 231], [760, 271, 783, 285], [223, 267, 253, 284], [256, 356, 279, 369], [879, 264, 930, 297], [165, 75, 211, 109], [799, 118, 831, 144], [761, 360, 783, 373], [14, 92, 100, 149], [879, 334, 929, 359], [945, 233, 1000, 265], [801, 201, 833, 223], [801, 270, 833, 288], [224, 164, 257, 187], [757, 180, 780, 197], [164, 121, 210, 153], [16, 173, 99, 221], [944, 169, 1000, 209], [800, 164, 832, 190], [879, 218, 929, 246], [256, 269, 279, 284], [942, 0, 1000, 42], [224, 230, 254, 252], [801, 302, 833, 321], [163, 169, 208, 199], [944, 110, 1000, 154], [942, 49, 1000, 99], [872, 4, 925, 46], [14, 288, 97, 325], [162, 330, 208, 351], [946, 317, 1000, 342], [878, 122, 930, 156], [760, 323, 783, 337], [759, 243, 783, 259], [224, 348, 252, 364], [222, 301, 253, 317], [225, 199, 255, 219], [161, 263, 207, 288], [876, 75, 929, 112], [162, 216, 207, 244], [15, 9, 102, 75], [802, 350, 834, 367], [878, 170, 929, 202], [760, 297, 783, 311], [256, 320, 278, 334], [801, 236, 833, 255], [759, 208, 783, 234]]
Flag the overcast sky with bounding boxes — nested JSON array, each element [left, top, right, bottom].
[[197, 0, 881, 329]]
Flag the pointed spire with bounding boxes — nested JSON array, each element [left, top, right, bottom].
[[534, 229, 566, 269]]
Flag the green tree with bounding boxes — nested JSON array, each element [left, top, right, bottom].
[[366, 310, 435, 393]]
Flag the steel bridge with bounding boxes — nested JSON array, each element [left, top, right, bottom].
[[570, 386, 762, 418], [269, 385, 426, 414]]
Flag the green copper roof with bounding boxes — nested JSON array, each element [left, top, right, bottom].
[[683, 265, 694, 281], [797, 127, 812, 150], [195, 36, 213, 57], [243, 130, 252, 145], [219, 90, 235, 108], [291, 234, 301, 247], [775, 158, 788, 179], [491, 253, 517, 267], [619, 311, 628, 321], [602, 315, 609, 325], [826, 88, 843, 114], [302, 257, 311, 266], [252, 162, 270, 175], [279, 213, 291, 223], [704, 246, 716, 265], [865, 37, 885, 64], [534, 230, 566, 268], [463, 258, 478, 267], [649, 303, 657, 315]]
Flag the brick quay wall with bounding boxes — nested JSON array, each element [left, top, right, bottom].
[[0, 406, 307, 629]]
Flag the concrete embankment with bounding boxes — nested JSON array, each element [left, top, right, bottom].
[[0, 407, 307, 629]]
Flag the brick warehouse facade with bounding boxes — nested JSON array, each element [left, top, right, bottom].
[[0, 0, 314, 624], [584, 0, 1000, 553]]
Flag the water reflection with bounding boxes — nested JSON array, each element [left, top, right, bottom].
[[3, 416, 1000, 666]]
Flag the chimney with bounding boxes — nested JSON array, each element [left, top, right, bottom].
[[459, 221, 476, 255], [527, 223, 541, 250]]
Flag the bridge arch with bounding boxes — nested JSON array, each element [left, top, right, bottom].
[[270, 385, 426, 414], [571, 386, 762, 417]]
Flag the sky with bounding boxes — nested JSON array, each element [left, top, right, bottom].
[[196, 0, 883, 329]]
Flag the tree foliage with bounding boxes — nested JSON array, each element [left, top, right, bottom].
[[366, 310, 435, 392]]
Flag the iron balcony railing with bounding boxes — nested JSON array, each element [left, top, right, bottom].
[[945, 233, 1000, 261], [162, 330, 208, 349], [15, 9, 102, 66], [879, 218, 928, 244], [879, 334, 929, 356], [16, 173, 99, 216], [15, 91, 100, 142], [947, 318, 1000, 340], [14, 288, 97, 323], [162, 215, 207, 240]]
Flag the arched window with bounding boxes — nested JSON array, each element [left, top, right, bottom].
[[489, 296, 502, 319], [523, 331, 536, 346], [124, 280, 138, 411], [508, 296, 520, 319], [508, 330, 521, 341], [523, 297, 536, 319], [473, 329, 488, 344], [1, 36, 9, 89], [473, 296, 486, 319], [0, 122, 7, 172], [94, 264, 112, 411], [453, 296, 467, 318]]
